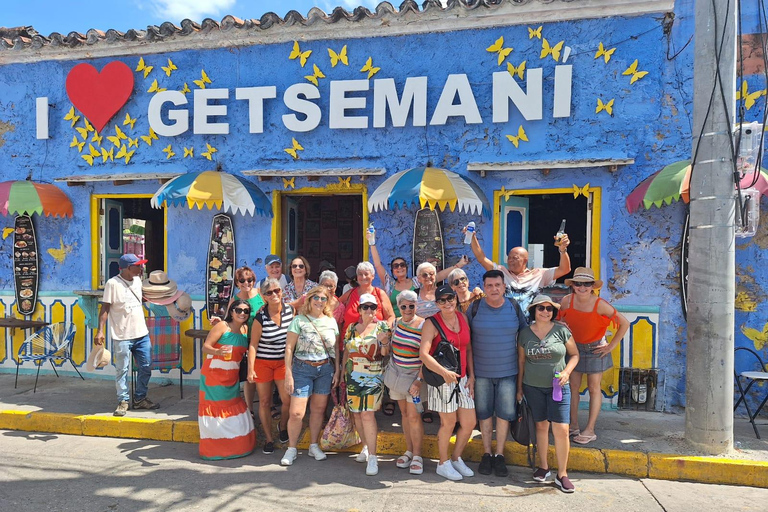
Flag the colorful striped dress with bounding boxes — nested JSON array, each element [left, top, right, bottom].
[[198, 329, 256, 460]]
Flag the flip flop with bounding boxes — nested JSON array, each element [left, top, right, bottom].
[[421, 411, 434, 424], [569, 428, 580, 437], [382, 401, 396, 416], [572, 433, 597, 445]]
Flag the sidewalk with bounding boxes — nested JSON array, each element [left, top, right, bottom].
[[2, 372, 767, 488]]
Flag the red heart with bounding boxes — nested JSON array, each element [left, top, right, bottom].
[[66, 61, 134, 134]]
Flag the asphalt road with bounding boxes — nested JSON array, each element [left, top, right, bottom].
[[1, 430, 766, 512]]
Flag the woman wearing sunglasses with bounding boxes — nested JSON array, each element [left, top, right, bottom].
[[342, 293, 391, 476], [284, 256, 318, 307], [517, 295, 579, 493], [558, 268, 629, 446], [247, 278, 294, 454], [281, 286, 340, 466], [341, 262, 396, 334], [198, 300, 257, 460], [447, 267, 485, 313]]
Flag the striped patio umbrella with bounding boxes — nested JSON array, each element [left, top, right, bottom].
[[151, 171, 272, 217], [0, 180, 73, 218], [368, 167, 490, 217]]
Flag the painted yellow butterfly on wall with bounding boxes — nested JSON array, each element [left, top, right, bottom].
[[107, 125, 128, 147], [183, 147, 194, 158], [283, 177, 295, 189], [147, 79, 167, 93], [486, 36, 513, 66], [290, 41, 312, 67], [594, 42, 616, 63], [91, 131, 103, 145], [128, 137, 139, 148], [507, 61, 526, 80], [70, 135, 85, 152], [360, 57, 380, 79], [572, 183, 591, 199], [116, 144, 135, 164], [528, 26, 542, 40], [180, 83, 191, 94], [305, 64, 326, 86], [64, 106, 80, 127], [161, 58, 177, 77], [123, 113, 137, 130], [328, 45, 348, 67], [136, 57, 153, 78], [623, 59, 649, 84], [162, 144, 175, 159], [284, 138, 304, 159], [540, 38, 564, 61], [193, 70, 212, 89], [595, 98, 614, 116], [736, 80, 766, 110], [101, 146, 114, 163], [505, 125, 528, 148], [201, 143, 218, 160], [140, 127, 158, 146]]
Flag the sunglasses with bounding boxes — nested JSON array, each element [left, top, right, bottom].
[[233, 307, 251, 315], [311, 295, 328, 302], [535, 305, 555, 312], [420, 272, 435, 278], [291, 263, 305, 269], [452, 276, 468, 286], [391, 262, 407, 269], [263, 288, 282, 297], [238, 278, 255, 284], [573, 282, 594, 288], [436, 296, 456, 305], [399, 304, 415, 310], [360, 304, 378, 311]]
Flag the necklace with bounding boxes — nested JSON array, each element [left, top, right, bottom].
[[442, 313, 460, 333]]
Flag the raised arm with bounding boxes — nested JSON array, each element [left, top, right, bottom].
[[367, 234, 390, 287], [553, 234, 572, 279], [470, 231, 495, 271], [436, 255, 470, 282]]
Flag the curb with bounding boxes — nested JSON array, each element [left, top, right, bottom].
[[2, 410, 766, 488]]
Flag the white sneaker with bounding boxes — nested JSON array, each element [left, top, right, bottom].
[[436, 460, 463, 481], [451, 457, 474, 477], [366, 454, 379, 476], [308, 443, 327, 461], [280, 447, 297, 466], [355, 445, 369, 463]]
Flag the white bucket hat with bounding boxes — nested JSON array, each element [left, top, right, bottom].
[[86, 345, 111, 371]]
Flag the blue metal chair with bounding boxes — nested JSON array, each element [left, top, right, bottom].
[[14, 322, 84, 392], [734, 347, 768, 439]]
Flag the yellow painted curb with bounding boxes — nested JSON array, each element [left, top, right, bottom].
[[0, 410, 84, 435], [81, 415, 175, 441], [173, 420, 200, 443], [604, 448, 649, 478], [649, 453, 768, 488]]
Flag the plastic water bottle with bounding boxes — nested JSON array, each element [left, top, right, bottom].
[[367, 223, 376, 246], [464, 222, 475, 245], [555, 219, 566, 245], [552, 373, 563, 402], [412, 394, 424, 414]]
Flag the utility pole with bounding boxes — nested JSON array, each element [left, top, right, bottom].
[[685, 0, 737, 454]]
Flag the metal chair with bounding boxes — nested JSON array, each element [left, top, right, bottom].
[[734, 346, 768, 439], [15, 322, 84, 392]]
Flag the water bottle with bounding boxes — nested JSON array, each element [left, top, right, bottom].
[[412, 394, 424, 414], [555, 219, 566, 245], [552, 373, 563, 402], [464, 222, 475, 245], [367, 223, 376, 246]]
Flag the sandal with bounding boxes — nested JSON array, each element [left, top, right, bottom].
[[421, 411, 434, 424], [409, 455, 424, 475], [271, 405, 280, 420], [572, 433, 597, 445], [382, 401, 396, 416], [396, 451, 413, 469], [569, 428, 580, 437]]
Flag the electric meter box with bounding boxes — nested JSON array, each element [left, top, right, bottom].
[[735, 122, 763, 174], [736, 188, 761, 238]]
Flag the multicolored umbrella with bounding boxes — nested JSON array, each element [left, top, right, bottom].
[[0, 180, 73, 218], [368, 167, 491, 217], [626, 160, 768, 213], [151, 171, 272, 217]]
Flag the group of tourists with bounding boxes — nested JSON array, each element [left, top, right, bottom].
[[96, 226, 629, 494]]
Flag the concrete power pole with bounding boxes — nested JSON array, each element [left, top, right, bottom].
[[685, 0, 737, 454]]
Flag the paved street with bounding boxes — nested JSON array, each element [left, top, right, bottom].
[[1, 430, 766, 512]]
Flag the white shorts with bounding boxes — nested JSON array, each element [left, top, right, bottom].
[[427, 375, 475, 414]]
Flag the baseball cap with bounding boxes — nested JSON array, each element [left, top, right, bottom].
[[359, 293, 378, 306], [119, 254, 148, 269], [435, 284, 456, 299], [265, 254, 281, 266]]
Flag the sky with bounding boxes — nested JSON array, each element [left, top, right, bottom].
[[1, 0, 386, 35]]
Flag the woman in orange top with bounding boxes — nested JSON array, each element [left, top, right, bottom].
[[557, 268, 629, 445]]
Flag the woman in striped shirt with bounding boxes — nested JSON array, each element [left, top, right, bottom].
[[383, 290, 426, 475], [247, 278, 295, 454]]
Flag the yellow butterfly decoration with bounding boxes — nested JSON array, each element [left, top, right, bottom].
[[140, 127, 158, 146], [64, 106, 80, 127], [201, 143, 218, 160], [572, 183, 590, 199], [69, 135, 85, 152], [90, 131, 103, 145], [116, 144, 135, 164], [338, 177, 351, 188], [81, 154, 95, 166], [328, 45, 348, 67], [505, 125, 528, 148], [289, 41, 312, 67], [101, 146, 114, 163], [180, 83, 191, 95], [360, 57, 381, 79], [623, 59, 649, 84], [595, 98, 614, 116], [75, 126, 89, 140], [193, 70, 212, 89], [736, 80, 766, 110], [162, 144, 175, 159], [528, 26, 543, 40], [107, 125, 128, 147], [283, 177, 295, 189], [161, 58, 177, 77], [594, 42, 616, 64], [2, 227, 15, 240], [128, 137, 139, 148], [305, 64, 326, 86], [506, 61, 526, 80], [147, 79, 167, 93], [123, 113, 137, 130], [183, 147, 194, 158], [136, 57, 153, 79], [88, 143, 100, 157], [284, 138, 304, 160], [84, 119, 94, 132], [741, 322, 768, 350], [540, 38, 564, 61], [486, 36, 513, 66]]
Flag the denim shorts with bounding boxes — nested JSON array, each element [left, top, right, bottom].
[[523, 383, 571, 424], [291, 359, 334, 399], [474, 375, 517, 421]]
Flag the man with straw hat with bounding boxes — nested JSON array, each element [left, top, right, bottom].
[[95, 254, 161, 417]]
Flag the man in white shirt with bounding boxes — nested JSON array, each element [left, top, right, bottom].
[[258, 254, 289, 290], [468, 231, 571, 310], [95, 254, 160, 417]]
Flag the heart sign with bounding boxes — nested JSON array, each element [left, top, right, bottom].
[[66, 61, 134, 134]]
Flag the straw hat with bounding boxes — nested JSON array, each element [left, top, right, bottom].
[[527, 294, 561, 312], [165, 292, 192, 322], [142, 271, 183, 305], [564, 267, 603, 289], [86, 345, 111, 371]]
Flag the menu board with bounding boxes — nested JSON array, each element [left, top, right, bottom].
[[206, 213, 235, 319], [13, 215, 39, 316], [412, 208, 445, 277]]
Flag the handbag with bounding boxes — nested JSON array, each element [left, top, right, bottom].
[[511, 397, 537, 468], [421, 317, 460, 388], [383, 359, 419, 396], [320, 384, 360, 451]]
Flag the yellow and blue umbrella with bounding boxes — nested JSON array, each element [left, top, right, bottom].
[[151, 171, 272, 217], [369, 167, 490, 217]]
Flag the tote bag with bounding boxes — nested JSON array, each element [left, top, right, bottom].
[[511, 397, 537, 468], [320, 384, 360, 451]]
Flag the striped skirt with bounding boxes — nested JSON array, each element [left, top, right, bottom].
[[427, 375, 475, 414]]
